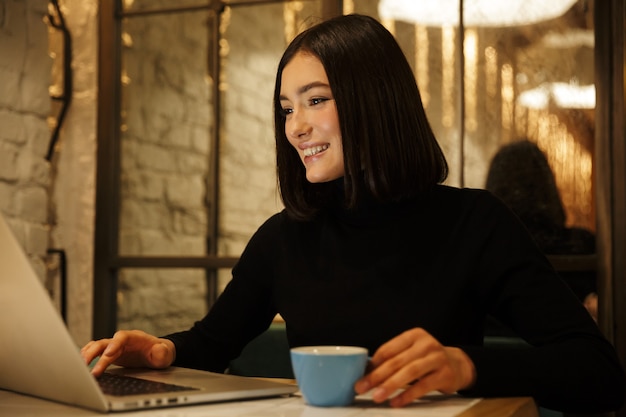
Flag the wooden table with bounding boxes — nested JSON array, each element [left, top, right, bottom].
[[460, 396, 538, 417]]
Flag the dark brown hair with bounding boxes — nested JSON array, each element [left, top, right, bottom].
[[274, 14, 448, 220]]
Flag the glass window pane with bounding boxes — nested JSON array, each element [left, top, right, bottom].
[[470, 1, 595, 236], [218, 3, 287, 260], [218, 1, 322, 258], [371, 0, 595, 236], [117, 268, 210, 335], [118, 11, 213, 257]]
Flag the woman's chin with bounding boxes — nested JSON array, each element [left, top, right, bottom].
[[306, 174, 343, 184]]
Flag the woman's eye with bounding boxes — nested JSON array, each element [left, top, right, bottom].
[[310, 97, 328, 106], [279, 107, 293, 117]]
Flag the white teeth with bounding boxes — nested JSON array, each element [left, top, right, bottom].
[[304, 144, 329, 157]]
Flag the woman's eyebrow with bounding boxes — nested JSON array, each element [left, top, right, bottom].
[[279, 81, 330, 101]]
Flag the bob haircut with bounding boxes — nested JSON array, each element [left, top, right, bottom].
[[274, 14, 448, 221]]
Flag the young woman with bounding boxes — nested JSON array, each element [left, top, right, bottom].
[[82, 14, 625, 413]]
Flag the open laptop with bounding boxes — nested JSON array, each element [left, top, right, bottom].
[[0, 213, 297, 412]]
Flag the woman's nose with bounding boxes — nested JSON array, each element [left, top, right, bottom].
[[287, 110, 311, 139]]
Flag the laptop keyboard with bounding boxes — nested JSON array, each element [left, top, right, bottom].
[[98, 372, 198, 396]]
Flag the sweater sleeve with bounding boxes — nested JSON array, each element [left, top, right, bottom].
[[459, 191, 625, 413], [163, 213, 282, 373]]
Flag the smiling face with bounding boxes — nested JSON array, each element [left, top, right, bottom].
[[279, 51, 344, 183]]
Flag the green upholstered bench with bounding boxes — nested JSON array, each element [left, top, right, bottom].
[[228, 322, 293, 378]]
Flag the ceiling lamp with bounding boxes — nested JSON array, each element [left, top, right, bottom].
[[378, 0, 579, 27]]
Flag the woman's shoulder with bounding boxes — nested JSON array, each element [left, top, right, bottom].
[[431, 184, 502, 209], [252, 209, 312, 238], [253, 210, 288, 235]]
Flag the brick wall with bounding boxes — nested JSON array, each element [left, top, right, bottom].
[[0, 0, 51, 285]]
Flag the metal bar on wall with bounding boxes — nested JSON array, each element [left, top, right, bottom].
[[206, 7, 222, 307], [594, 7, 626, 415], [93, 0, 123, 340], [458, 0, 465, 187], [114, 256, 239, 269]]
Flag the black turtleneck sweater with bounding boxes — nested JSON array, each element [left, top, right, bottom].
[[165, 185, 625, 413]]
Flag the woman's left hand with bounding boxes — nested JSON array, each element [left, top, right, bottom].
[[354, 328, 476, 407]]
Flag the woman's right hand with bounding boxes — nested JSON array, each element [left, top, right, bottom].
[[80, 330, 176, 377]]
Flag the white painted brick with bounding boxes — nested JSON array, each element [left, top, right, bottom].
[[23, 9, 51, 115], [24, 221, 49, 257], [120, 140, 138, 171], [227, 63, 272, 97], [0, 182, 16, 214], [0, 110, 28, 144], [118, 268, 207, 334], [0, 1, 27, 71], [3, 216, 46, 282], [119, 200, 168, 232], [161, 123, 192, 149], [23, 113, 52, 157], [15, 186, 48, 222], [0, 67, 21, 109], [135, 229, 205, 256], [182, 65, 211, 102], [0, 142, 20, 181], [183, 97, 212, 126], [118, 229, 141, 256], [122, 171, 163, 201], [172, 207, 206, 235], [224, 86, 270, 124], [21, 71, 52, 115], [149, 86, 185, 124], [164, 175, 205, 208], [27, 0, 48, 16], [17, 151, 50, 186], [190, 124, 211, 154], [134, 142, 177, 172], [176, 151, 208, 176], [3, 217, 25, 246]]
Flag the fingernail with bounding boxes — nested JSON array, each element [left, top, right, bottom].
[[355, 380, 370, 393], [389, 396, 402, 408], [372, 387, 387, 402]]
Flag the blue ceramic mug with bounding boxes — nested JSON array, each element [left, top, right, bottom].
[[290, 346, 369, 407]]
